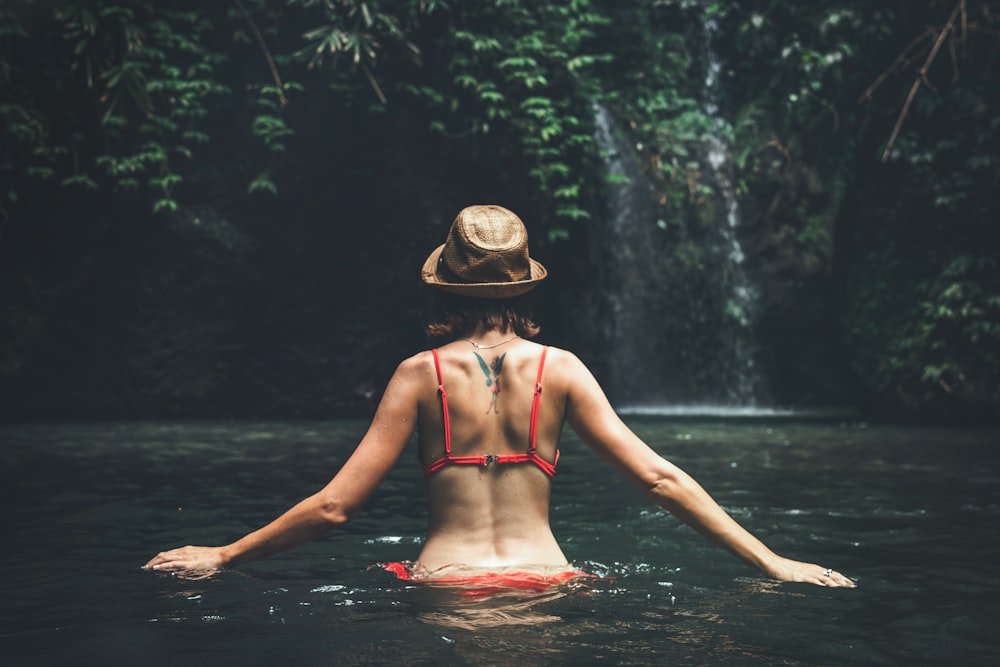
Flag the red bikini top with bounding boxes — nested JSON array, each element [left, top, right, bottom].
[[422, 345, 558, 478]]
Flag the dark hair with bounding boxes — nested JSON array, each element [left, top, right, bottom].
[[425, 291, 540, 344]]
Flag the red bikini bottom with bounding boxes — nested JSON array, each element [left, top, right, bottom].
[[381, 562, 595, 597]]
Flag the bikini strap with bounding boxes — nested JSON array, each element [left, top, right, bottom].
[[528, 346, 549, 454], [431, 348, 452, 456]]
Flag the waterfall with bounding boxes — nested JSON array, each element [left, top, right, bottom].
[[593, 7, 765, 410], [592, 103, 663, 405], [700, 10, 763, 405]]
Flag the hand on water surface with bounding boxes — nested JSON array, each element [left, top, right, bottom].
[[144, 545, 228, 574], [767, 556, 856, 588]]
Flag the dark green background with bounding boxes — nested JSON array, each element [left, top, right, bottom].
[[1, 1, 997, 422]]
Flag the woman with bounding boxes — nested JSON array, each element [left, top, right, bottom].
[[145, 205, 855, 589]]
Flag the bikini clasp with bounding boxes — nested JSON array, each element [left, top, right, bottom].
[[483, 454, 498, 467]]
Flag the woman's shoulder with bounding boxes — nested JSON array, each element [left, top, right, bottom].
[[389, 350, 438, 387], [533, 345, 597, 390], [538, 344, 587, 369]]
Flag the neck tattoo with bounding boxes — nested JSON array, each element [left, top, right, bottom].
[[461, 335, 519, 350]]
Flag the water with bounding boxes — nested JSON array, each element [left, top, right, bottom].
[[699, 8, 763, 404], [2, 419, 999, 666]]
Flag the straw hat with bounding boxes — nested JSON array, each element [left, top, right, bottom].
[[421, 205, 547, 298]]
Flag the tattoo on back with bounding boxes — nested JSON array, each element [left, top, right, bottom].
[[473, 351, 505, 413]]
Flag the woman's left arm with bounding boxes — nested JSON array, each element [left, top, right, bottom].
[[559, 350, 856, 588], [144, 356, 425, 573]]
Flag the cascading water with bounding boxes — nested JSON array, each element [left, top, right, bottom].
[[594, 6, 766, 412], [592, 103, 663, 405], [700, 9, 763, 405]]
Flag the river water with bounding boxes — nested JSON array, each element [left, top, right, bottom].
[[2, 418, 998, 666]]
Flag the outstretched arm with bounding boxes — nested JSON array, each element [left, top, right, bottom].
[[559, 351, 855, 588], [144, 357, 423, 573]]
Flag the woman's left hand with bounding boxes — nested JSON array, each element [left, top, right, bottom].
[[144, 545, 228, 573], [766, 556, 856, 587]]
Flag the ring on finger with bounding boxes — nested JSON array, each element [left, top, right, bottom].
[[822, 568, 833, 577]]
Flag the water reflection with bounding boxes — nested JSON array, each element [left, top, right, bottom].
[[416, 588, 569, 630]]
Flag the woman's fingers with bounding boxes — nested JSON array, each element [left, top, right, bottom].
[[143, 546, 223, 572], [799, 562, 856, 588], [771, 557, 857, 588], [818, 567, 857, 588]]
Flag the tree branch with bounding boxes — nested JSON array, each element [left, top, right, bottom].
[[858, 28, 936, 104], [880, 1, 964, 161], [360, 61, 388, 104], [234, 0, 288, 107]]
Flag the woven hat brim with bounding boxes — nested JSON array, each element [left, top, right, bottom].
[[420, 243, 547, 298]]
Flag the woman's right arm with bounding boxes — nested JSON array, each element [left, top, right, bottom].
[[144, 355, 427, 573], [558, 350, 855, 587]]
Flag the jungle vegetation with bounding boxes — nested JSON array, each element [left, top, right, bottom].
[[1, 0, 997, 422]]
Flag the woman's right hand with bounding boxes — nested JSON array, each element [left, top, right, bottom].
[[765, 556, 856, 587], [144, 545, 228, 573]]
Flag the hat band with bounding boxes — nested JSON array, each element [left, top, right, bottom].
[[438, 255, 533, 285]]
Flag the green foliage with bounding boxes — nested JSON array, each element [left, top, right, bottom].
[[1, 0, 997, 419], [1, 0, 609, 226], [2, 1, 232, 209], [598, 0, 1000, 417], [848, 251, 1000, 415], [909, 257, 1000, 400], [396, 0, 611, 231], [291, 0, 425, 106], [247, 173, 278, 195], [829, 2, 1000, 418]]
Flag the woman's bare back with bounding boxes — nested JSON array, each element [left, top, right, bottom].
[[414, 339, 569, 570]]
